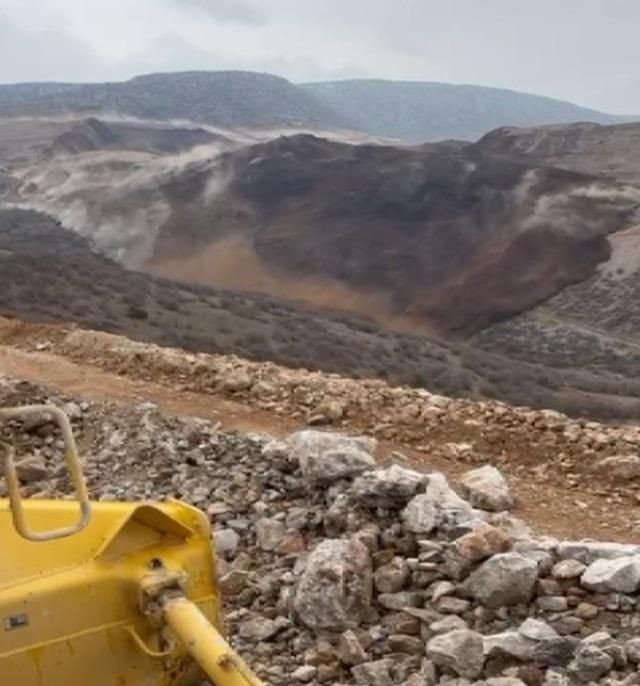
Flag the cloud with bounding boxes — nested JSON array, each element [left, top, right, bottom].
[[0, 11, 106, 83], [0, 0, 639, 112], [168, 0, 267, 26]]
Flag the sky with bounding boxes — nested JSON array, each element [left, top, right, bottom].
[[0, 0, 638, 113]]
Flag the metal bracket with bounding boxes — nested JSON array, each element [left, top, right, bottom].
[[1, 404, 92, 541]]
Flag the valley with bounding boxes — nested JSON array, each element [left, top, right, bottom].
[[1, 72, 640, 423]]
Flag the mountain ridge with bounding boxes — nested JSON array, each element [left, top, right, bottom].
[[0, 70, 631, 143]]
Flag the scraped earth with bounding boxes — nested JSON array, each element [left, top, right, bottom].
[[1, 314, 639, 545]]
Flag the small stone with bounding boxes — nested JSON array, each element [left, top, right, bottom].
[[288, 429, 376, 483], [238, 615, 279, 641], [353, 465, 427, 507], [465, 553, 538, 607], [219, 570, 249, 595], [484, 631, 536, 661], [533, 637, 580, 667], [567, 645, 614, 683], [339, 630, 369, 666], [430, 581, 455, 602], [517, 665, 545, 686], [374, 558, 410, 593], [451, 524, 512, 565], [387, 634, 425, 655], [550, 616, 584, 636], [402, 494, 437, 534], [574, 602, 598, 619], [382, 612, 421, 635], [556, 541, 640, 564], [583, 631, 626, 668], [595, 454, 640, 481], [542, 672, 569, 686], [352, 659, 394, 686], [277, 532, 306, 555], [222, 370, 252, 392], [377, 592, 424, 610], [551, 559, 586, 580], [536, 596, 568, 612], [214, 527, 240, 555], [293, 538, 373, 631], [437, 597, 471, 614], [519, 618, 559, 642], [626, 637, 640, 664], [255, 517, 286, 551], [537, 579, 562, 596], [581, 556, 640, 593], [317, 663, 341, 684], [426, 629, 485, 679], [460, 465, 514, 512], [424, 472, 484, 538], [293, 666, 317, 683], [430, 615, 468, 634]]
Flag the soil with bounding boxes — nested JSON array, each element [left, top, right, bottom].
[[1, 315, 638, 545]]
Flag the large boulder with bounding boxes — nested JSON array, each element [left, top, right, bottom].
[[293, 538, 373, 631], [556, 541, 640, 564], [427, 629, 485, 679], [581, 556, 640, 593], [595, 454, 640, 481], [460, 465, 514, 512], [446, 524, 512, 577], [406, 472, 486, 539], [402, 493, 437, 534], [484, 631, 536, 661], [352, 465, 427, 507], [464, 553, 538, 607], [287, 430, 376, 483], [567, 645, 614, 683]]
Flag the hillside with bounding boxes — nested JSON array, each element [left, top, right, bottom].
[[302, 79, 622, 142], [475, 121, 640, 184], [5, 208, 640, 420], [0, 71, 351, 131], [0, 70, 627, 143], [7, 126, 639, 335], [146, 134, 640, 334]]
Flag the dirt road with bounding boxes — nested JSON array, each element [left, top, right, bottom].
[[0, 317, 638, 544]]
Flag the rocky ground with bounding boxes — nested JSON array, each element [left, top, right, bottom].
[[4, 363, 640, 686]]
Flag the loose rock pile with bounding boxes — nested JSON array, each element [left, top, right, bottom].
[[2, 376, 640, 686], [13, 321, 640, 510]]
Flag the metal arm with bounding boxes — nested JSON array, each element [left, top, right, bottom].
[[161, 594, 265, 686], [0, 404, 91, 541]]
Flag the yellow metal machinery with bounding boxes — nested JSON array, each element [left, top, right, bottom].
[[0, 405, 264, 686]]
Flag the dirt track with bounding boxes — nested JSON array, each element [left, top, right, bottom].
[[0, 316, 639, 544]]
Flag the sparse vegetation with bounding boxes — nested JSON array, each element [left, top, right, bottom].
[[4, 208, 640, 421]]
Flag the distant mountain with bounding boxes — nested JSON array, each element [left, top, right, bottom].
[[0, 71, 350, 131], [0, 71, 629, 143], [302, 79, 623, 142]]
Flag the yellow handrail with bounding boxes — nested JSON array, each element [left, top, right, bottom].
[[0, 404, 91, 541]]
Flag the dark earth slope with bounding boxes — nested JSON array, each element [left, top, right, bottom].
[[5, 208, 640, 420], [148, 134, 640, 334]]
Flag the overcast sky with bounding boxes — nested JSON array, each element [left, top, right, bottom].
[[0, 0, 638, 113]]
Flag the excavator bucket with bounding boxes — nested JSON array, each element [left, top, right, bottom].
[[0, 405, 264, 686]]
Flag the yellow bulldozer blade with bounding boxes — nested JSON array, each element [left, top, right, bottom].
[[0, 405, 265, 686]]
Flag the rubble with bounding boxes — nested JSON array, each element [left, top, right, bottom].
[[460, 466, 514, 512], [4, 375, 640, 686]]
